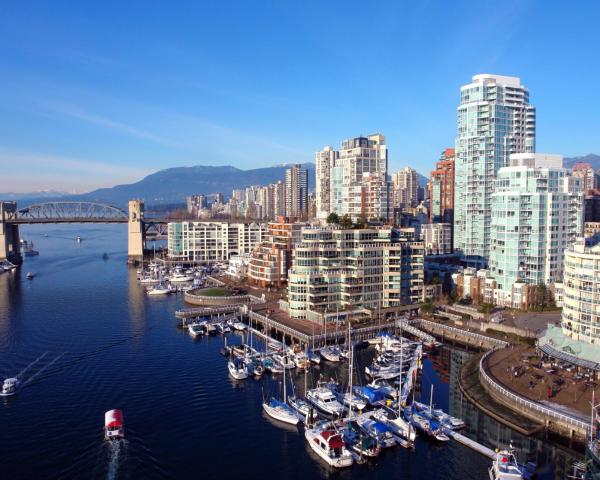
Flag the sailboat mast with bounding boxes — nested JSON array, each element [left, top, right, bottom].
[[429, 384, 434, 415], [398, 337, 403, 417], [348, 324, 353, 419], [283, 358, 287, 403]]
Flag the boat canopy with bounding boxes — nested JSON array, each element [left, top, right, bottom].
[[321, 430, 344, 449], [371, 421, 390, 434], [357, 385, 386, 404], [105, 409, 123, 429]]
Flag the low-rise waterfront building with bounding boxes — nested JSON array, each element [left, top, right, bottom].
[[247, 218, 306, 288], [284, 226, 423, 323], [167, 221, 266, 262]]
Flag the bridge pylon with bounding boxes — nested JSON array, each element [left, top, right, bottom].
[[0, 201, 22, 265], [128, 200, 145, 264]]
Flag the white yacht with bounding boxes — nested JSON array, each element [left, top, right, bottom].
[[216, 322, 231, 334], [371, 407, 416, 443], [188, 323, 205, 337], [147, 284, 173, 296], [104, 409, 124, 440], [306, 387, 344, 416], [0, 378, 19, 397], [263, 397, 299, 425], [272, 353, 295, 370], [304, 426, 353, 468], [170, 273, 194, 283], [319, 345, 341, 363], [228, 357, 249, 380], [489, 448, 524, 480], [232, 321, 247, 331]]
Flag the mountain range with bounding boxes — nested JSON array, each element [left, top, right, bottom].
[[7, 154, 596, 208], [4, 163, 428, 208]]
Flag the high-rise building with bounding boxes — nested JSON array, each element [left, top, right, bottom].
[[392, 167, 419, 208], [421, 223, 453, 255], [572, 162, 597, 192], [489, 153, 583, 305], [285, 164, 308, 219], [315, 134, 389, 222], [454, 74, 536, 268], [186, 195, 208, 216], [273, 180, 286, 218], [561, 234, 600, 344], [429, 148, 455, 223], [315, 146, 338, 219]]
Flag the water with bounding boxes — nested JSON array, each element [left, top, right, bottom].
[[0, 225, 582, 479]]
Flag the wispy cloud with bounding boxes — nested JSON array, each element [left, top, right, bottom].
[[0, 149, 153, 192], [41, 101, 181, 148]]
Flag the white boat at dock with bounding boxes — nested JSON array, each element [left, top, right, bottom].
[[489, 447, 524, 480], [320, 345, 341, 363], [188, 323, 205, 337], [228, 357, 249, 380], [169, 273, 194, 283], [0, 377, 19, 397], [147, 284, 173, 296], [304, 425, 353, 468], [272, 352, 295, 370], [216, 322, 231, 334], [307, 387, 344, 416], [232, 321, 247, 331]]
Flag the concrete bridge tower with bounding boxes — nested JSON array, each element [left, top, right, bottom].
[[0, 201, 22, 265], [128, 200, 145, 264]]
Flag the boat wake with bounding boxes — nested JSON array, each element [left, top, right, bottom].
[[106, 439, 127, 480], [21, 353, 66, 387], [15, 352, 48, 380]]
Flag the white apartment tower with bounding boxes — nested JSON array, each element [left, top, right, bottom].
[[315, 146, 338, 219], [489, 153, 583, 304], [454, 74, 536, 268]]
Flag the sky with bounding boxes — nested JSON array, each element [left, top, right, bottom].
[[0, 0, 599, 193]]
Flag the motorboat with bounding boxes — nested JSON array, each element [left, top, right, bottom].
[[139, 276, 159, 285], [76, 236, 82, 243], [26, 272, 35, 279], [205, 323, 217, 335], [320, 345, 341, 363], [305, 425, 353, 468], [272, 353, 295, 370], [358, 419, 397, 448], [188, 323, 205, 337], [371, 406, 416, 443], [288, 396, 313, 423], [216, 322, 231, 334], [336, 391, 367, 412], [489, 447, 524, 480], [104, 409, 124, 440], [306, 387, 345, 416], [170, 273, 194, 283], [263, 397, 299, 425], [262, 356, 284, 374], [0, 378, 19, 397], [232, 322, 247, 331], [147, 284, 173, 296], [228, 357, 249, 380], [341, 420, 380, 458]]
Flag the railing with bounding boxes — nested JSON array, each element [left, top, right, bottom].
[[415, 318, 510, 347], [479, 349, 589, 433]]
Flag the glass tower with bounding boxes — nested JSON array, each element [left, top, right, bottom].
[[454, 74, 536, 268]]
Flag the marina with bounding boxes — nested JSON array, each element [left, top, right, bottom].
[[0, 225, 586, 479]]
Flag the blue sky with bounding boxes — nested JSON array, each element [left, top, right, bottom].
[[1, 0, 599, 192]]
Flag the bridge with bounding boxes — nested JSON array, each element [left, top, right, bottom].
[[0, 200, 167, 265]]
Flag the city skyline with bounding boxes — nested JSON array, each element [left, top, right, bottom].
[[1, 1, 600, 192]]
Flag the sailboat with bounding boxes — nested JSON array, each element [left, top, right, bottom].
[[228, 356, 249, 380], [262, 359, 299, 425]]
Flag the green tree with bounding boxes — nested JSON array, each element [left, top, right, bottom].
[[536, 283, 548, 310], [326, 212, 340, 224], [340, 214, 353, 228]]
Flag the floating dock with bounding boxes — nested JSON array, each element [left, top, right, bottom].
[[446, 430, 495, 459]]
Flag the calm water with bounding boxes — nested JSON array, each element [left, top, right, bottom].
[[0, 225, 581, 479]]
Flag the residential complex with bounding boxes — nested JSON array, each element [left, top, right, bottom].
[[315, 134, 390, 221], [247, 218, 306, 288], [561, 234, 600, 344], [167, 221, 266, 262], [429, 148, 455, 223], [284, 226, 423, 324], [454, 74, 536, 268], [421, 223, 453, 255], [392, 167, 419, 209], [572, 162, 597, 193], [489, 153, 583, 305]]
